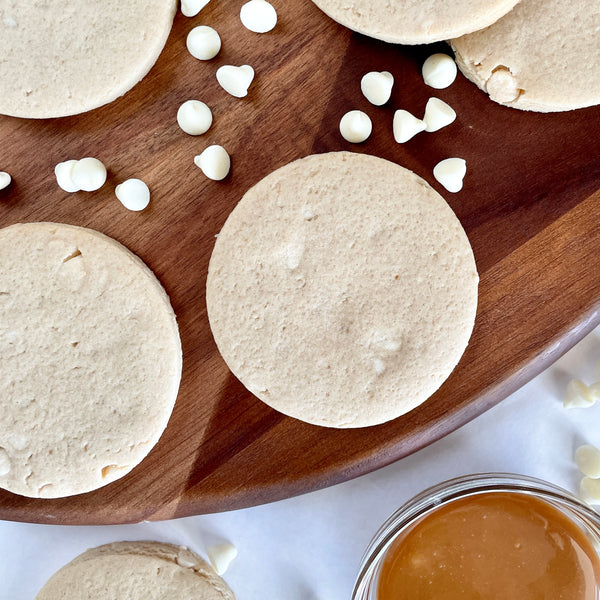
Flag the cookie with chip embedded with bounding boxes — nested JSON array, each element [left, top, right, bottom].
[[451, 0, 600, 112], [0, 222, 182, 498], [34, 541, 235, 600], [206, 152, 478, 428]]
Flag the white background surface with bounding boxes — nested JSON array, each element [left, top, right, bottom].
[[1, 326, 600, 600]]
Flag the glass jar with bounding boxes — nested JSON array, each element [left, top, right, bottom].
[[352, 473, 600, 600]]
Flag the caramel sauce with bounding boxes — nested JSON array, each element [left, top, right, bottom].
[[377, 492, 600, 600]]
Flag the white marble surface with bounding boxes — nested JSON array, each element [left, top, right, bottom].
[[2, 326, 600, 600]]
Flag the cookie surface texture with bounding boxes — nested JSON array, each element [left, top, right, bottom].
[[309, 0, 520, 44], [35, 541, 235, 600], [0, 222, 182, 498], [206, 152, 479, 428], [451, 0, 600, 112], [0, 0, 177, 118]]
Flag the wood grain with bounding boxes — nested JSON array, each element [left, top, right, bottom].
[[1, 0, 600, 524]]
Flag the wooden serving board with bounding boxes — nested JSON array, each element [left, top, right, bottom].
[[1, 0, 600, 525]]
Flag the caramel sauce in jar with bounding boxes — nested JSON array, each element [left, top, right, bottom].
[[377, 492, 600, 600]]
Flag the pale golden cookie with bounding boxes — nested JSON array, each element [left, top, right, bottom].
[[309, 0, 520, 44], [0, 0, 177, 118], [451, 0, 600, 112], [206, 152, 478, 428], [35, 542, 235, 600], [0, 223, 182, 498]]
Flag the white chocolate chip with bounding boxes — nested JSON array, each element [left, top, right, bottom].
[[339, 110, 372, 143], [422, 53, 458, 89], [71, 157, 107, 192], [194, 145, 231, 180], [0, 171, 11, 191], [216, 65, 255, 98], [575, 445, 600, 479], [564, 379, 596, 409], [486, 66, 520, 104], [181, 0, 210, 17], [240, 0, 277, 33], [0, 448, 10, 476], [361, 71, 394, 106], [392, 109, 425, 143], [176, 546, 199, 568], [187, 26, 221, 61], [590, 382, 600, 402], [433, 158, 467, 193], [372, 358, 386, 375], [207, 543, 238, 575], [423, 97, 456, 133], [115, 179, 150, 212], [177, 100, 213, 135], [55, 160, 80, 192], [580, 477, 600, 505]]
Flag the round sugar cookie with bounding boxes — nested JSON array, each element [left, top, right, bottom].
[[35, 541, 235, 600], [206, 152, 479, 428], [0, 222, 182, 498], [309, 0, 520, 44], [451, 0, 600, 112], [0, 0, 177, 118]]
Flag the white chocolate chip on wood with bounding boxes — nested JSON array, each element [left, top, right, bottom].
[[339, 110, 372, 143], [240, 0, 277, 33], [575, 445, 600, 479], [194, 145, 231, 180], [115, 179, 151, 212], [361, 71, 394, 106], [424, 97, 457, 132], [181, 0, 210, 17], [564, 379, 596, 409], [187, 25, 221, 61], [177, 100, 213, 135], [216, 65, 255, 98], [0, 171, 11, 191], [422, 53, 458, 89], [55, 160, 80, 192], [393, 109, 425, 143], [71, 157, 107, 192], [433, 158, 467, 193], [207, 543, 238, 575], [580, 477, 600, 505]]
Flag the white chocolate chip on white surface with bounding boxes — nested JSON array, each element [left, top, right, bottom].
[[0, 171, 11, 191], [422, 53, 458, 89], [433, 158, 467, 193], [177, 100, 213, 135], [187, 25, 221, 61], [423, 97, 457, 133], [339, 110, 372, 143], [181, 0, 210, 17], [194, 145, 231, 180], [589, 382, 600, 401], [216, 65, 255, 98], [392, 109, 425, 143], [71, 157, 107, 192], [575, 445, 600, 479], [207, 543, 238, 575], [55, 160, 80, 192], [564, 379, 596, 409], [115, 179, 150, 212], [580, 477, 600, 505], [240, 0, 277, 33], [361, 71, 394, 106]]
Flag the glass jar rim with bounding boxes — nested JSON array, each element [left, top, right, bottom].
[[352, 472, 600, 600]]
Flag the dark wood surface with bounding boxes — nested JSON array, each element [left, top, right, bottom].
[[1, 0, 600, 525]]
